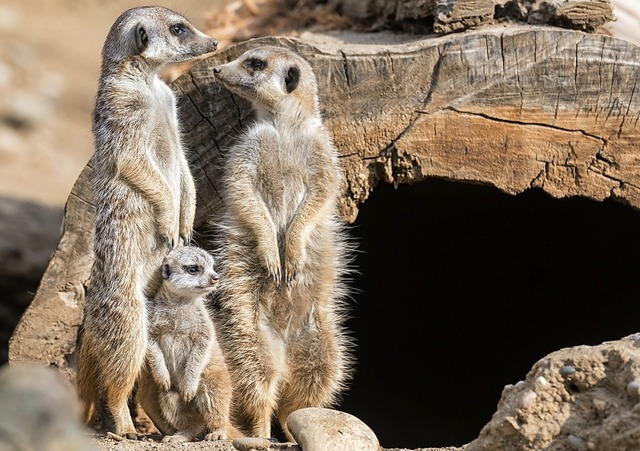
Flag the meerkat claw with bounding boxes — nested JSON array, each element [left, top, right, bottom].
[[285, 271, 297, 285]]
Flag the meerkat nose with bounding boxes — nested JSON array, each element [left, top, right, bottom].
[[213, 67, 221, 74], [210, 273, 220, 285]]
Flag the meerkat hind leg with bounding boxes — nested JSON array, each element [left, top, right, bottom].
[[276, 322, 343, 441], [105, 384, 140, 439]]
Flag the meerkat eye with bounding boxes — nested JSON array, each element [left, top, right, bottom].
[[170, 23, 187, 36], [246, 58, 265, 71], [185, 265, 201, 275]]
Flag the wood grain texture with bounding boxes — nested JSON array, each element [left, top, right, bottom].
[[337, 0, 613, 32], [9, 25, 640, 383]]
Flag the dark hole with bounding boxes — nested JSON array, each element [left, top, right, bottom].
[[566, 383, 580, 394], [340, 178, 640, 449]]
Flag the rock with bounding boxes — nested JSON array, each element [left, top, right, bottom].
[[0, 198, 63, 364], [466, 334, 640, 450], [0, 363, 97, 451], [232, 437, 275, 450], [286, 407, 380, 451]]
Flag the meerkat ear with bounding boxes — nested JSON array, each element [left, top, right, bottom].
[[134, 23, 149, 54], [285, 66, 300, 93], [161, 263, 171, 280]]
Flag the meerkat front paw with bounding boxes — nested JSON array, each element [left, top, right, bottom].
[[284, 239, 306, 284], [159, 226, 180, 251], [158, 211, 180, 251], [180, 378, 200, 403], [259, 241, 282, 284], [154, 373, 171, 392], [179, 223, 193, 247]]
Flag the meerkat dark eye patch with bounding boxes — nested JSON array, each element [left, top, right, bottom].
[[185, 265, 201, 275], [285, 66, 300, 93], [246, 58, 265, 71], [170, 23, 187, 37], [135, 24, 148, 54], [161, 264, 171, 280]]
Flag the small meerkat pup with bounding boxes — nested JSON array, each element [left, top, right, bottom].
[[211, 46, 354, 440], [76, 6, 218, 438], [137, 246, 240, 443]]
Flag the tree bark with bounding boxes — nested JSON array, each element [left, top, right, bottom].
[[335, 0, 613, 32], [9, 25, 640, 379]]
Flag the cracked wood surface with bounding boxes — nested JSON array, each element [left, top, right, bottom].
[[9, 25, 640, 385]]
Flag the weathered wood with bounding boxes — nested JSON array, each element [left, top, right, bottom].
[[9, 26, 640, 380], [434, 0, 494, 33], [505, 0, 615, 30], [336, 0, 613, 32]]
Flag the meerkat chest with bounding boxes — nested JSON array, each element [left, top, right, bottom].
[[153, 307, 211, 371], [255, 125, 314, 214], [147, 77, 181, 170]]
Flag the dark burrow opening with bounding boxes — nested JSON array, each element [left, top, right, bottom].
[[340, 178, 640, 449]]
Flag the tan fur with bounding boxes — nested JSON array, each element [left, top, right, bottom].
[[76, 6, 218, 438], [137, 246, 241, 442], [211, 46, 354, 440]]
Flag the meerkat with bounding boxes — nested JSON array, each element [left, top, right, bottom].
[[211, 46, 354, 440], [137, 246, 240, 443], [75, 6, 218, 439]]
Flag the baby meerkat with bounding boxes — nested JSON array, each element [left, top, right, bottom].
[[211, 46, 354, 440], [137, 246, 240, 443], [76, 6, 218, 438]]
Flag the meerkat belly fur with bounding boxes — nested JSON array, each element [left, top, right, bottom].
[[137, 246, 240, 443], [76, 6, 218, 438], [212, 46, 354, 439]]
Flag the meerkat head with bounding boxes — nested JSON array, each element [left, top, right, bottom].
[[101, 6, 218, 70], [213, 46, 319, 117], [160, 246, 220, 298]]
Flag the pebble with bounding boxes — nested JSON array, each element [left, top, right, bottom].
[[626, 380, 640, 398], [232, 437, 273, 450], [286, 407, 380, 451], [567, 434, 587, 450], [592, 398, 607, 414], [560, 365, 577, 377], [633, 334, 640, 347], [518, 389, 537, 409]]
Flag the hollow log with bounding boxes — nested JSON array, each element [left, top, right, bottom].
[[9, 24, 640, 389]]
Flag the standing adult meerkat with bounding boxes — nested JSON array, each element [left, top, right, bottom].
[[211, 45, 354, 440], [76, 6, 218, 438], [138, 246, 240, 443]]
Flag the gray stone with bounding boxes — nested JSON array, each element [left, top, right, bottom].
[[0, 363, 97, 450], [232, 437, 273, 450], [286, 407, 380, 451]]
